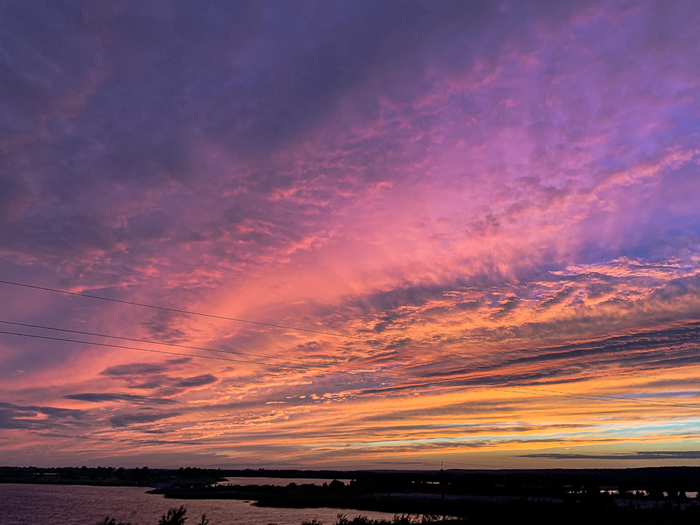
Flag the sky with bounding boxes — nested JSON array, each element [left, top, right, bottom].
[[0, 0, 699, 470]]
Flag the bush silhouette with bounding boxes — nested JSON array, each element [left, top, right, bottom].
[[97, 507, 434, 525], [159, 506, 187, 525], [97, 507, 208, 525]]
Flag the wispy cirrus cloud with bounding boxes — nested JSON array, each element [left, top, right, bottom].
[[521, 451, 700, 461], [1, 0, 699, 467]]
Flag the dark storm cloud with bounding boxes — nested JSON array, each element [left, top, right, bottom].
[[100, 358, 191, 377], [109, 410, 180, 428], [0, 402, 86, 430], [408, 322, 700, 384], [508, 323, 700, 368], [0, 0, 598, 266], [139, 310, 189, 343], [101, 362, 176, 377], [128, 374, 219, 394], [97, 358, 218, 399], [354, 282, 465, 314], [539, 287, 575, 309], [343, 274, 515, 329], [173, 374, 218, 388], [64, 392, 175, 404], [357, 369, 587, 397], [521, 451, 700, 461]]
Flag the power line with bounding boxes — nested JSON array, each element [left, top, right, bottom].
[[0, 329, 307, 370], [0, 319, 326, 366], [1, 330, 697, 409], [0, 279, 360, 340], [3, 281, 697, 409]]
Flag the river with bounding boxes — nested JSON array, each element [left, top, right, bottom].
[[0, 482, 397, 525]]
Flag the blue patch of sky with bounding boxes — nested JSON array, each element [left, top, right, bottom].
[[347, 419, 700, 449]]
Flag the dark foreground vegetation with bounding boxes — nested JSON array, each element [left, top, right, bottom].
[[98, 505, 208, 525], [100, 508, 443, 525], [0, 465, 224, 487], [99, 504, 700, 525], [6, 466, 700, 524], [0, 466, 375, 487], [149, 467, 700, 524]]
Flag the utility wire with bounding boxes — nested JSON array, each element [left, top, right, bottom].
[[1, 329, 697, 408], [0, 329, 306, 370], [2, 281, 697, 408], [0, 319, 324, 366], [0, 279, 360, 340]]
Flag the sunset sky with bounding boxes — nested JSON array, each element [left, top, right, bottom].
[[1, 0, 700, 470]]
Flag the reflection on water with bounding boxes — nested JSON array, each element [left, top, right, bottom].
[[0, 483, 397, 525], [215, 477, 353, 487]]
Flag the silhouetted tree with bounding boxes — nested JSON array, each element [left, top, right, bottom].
[[159, 506, 187, 525], [95, 518, 131, 525], [96, 508, 208, 525]]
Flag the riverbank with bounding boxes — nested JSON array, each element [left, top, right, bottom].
[[0, 483, 398, 525], [0, 466, 226, 487], [6, 466, 700, 523], [149, 479, 700, 523]]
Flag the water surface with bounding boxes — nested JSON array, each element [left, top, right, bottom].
[[0, 483, 397, 525], [216, 477, 353, 487]]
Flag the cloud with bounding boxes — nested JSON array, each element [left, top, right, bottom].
[[100, 358, 191, 377], [520, 451, 700, 461], [139, 310, 190, 343], [2, 0, 700, 467], [64, 393, 175, 405], [173, 374, 218, 388], [94, 358, 219, 400], [109, 410, 180, 428], [0, 402, 86, 430]]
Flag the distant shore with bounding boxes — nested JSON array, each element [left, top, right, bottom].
[[5, 466, 700, 523], [149, 472, 700, 519], [0, 466, 350, 487]]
